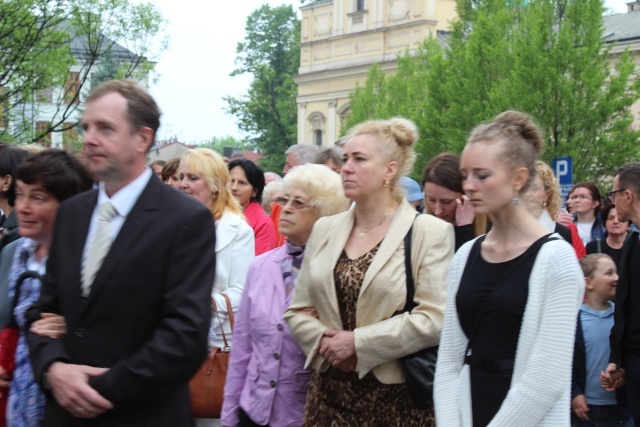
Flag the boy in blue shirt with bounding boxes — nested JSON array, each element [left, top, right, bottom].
[[572, 254, 634, 426]]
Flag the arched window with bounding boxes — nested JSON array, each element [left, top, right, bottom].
[[308, 111, 326, 146], [314, 129, 323, 146]]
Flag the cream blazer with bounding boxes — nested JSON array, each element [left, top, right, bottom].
[[210, 210, 255, 350], [284, 200, 454, 383]]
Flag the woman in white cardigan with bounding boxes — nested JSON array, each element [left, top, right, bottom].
[[179, 149, 254, 427], [433, 111, 584, 427]]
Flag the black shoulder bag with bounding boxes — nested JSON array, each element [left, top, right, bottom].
[[398, 216, 439, 409]]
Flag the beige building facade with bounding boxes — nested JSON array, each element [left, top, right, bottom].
[[295, 0, 640, 147], [295, 0, 457, 146]]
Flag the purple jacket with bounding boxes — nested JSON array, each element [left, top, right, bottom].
[[221, 245, 311, 427]]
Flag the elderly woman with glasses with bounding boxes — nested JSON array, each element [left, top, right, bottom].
[[221, 164, 349, 427]]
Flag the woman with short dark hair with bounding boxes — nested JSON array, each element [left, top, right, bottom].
[[2, 149, 92, 427], [228, 159, 276, 256], [586, 203, 629, 267]]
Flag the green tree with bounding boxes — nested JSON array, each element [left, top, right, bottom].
[[224, 4, 300, 172], [345, 0, 640, 184], [197, 135, 246, 156], [0, 0, 167, 144]]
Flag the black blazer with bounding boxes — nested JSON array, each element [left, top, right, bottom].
[[26, 175, 217, 427], [609, 231, 638, 368]]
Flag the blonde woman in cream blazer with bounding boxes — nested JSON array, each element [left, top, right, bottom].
[[285, 117, 454, 426]]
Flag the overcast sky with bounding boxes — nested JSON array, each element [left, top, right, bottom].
[[147, 0, 628, 144]]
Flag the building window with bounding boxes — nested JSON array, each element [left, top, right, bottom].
[[64, 72, 80, 105], [63, 122, 81, 151], [356, 0, 365, 11], [314, 129, 323, 146], [35, 121, 52, 147], [37, 87, 53, 103], [308, 112, 326, 146]]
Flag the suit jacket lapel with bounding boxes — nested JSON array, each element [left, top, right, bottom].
[[80, 178, 161, 314], [360, 201, 415, 297]]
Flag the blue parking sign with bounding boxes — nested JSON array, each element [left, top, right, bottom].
[[552, 157, 572, 186]]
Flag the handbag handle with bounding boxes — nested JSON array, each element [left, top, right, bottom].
[[7, 270, 43, 329], [212, 294, 233, 350], [463, 233, 557, 357]]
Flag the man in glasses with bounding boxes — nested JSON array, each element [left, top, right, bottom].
[[602, 162, 640, 426]]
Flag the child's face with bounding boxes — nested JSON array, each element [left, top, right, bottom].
[[588, 258, 618, 301]]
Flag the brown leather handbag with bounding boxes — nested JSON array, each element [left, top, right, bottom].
[[189, 294, 234, 418]]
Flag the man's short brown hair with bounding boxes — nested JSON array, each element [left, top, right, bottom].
[[615, 162, 640, 198], [86, 79, 161, 145]]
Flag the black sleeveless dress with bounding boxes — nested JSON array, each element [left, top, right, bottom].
[[456, 236, 545, 427]]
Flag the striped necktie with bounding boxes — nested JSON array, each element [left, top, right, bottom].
[[81, 201, 117, 298]]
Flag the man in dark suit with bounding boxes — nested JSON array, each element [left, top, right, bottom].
[[26, 80, 216, 426], [602, 162, 640, 426]]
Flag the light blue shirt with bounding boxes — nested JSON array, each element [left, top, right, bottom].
[[580, 302, 617, 405], [82, 167, 153, 260]]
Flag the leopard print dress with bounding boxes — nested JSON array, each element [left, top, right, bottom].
[[304, 244, 435, 427]]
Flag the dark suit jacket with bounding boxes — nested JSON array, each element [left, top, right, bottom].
[[609, 231, 638, 368], [26, 175, 217, 427]]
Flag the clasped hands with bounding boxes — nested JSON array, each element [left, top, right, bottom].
[[31, 314, 113, 419], [600, 363, 625, 391], [319, 330, 357, 373], [572, 363, 625, 422]]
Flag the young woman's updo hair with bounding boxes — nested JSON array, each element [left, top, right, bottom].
[[346, 117, 418, 202], [467, 111, 543, 193]]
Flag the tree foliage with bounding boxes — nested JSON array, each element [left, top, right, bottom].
[[197, 135, 246, 156], [224, 4, 300, 172], [0, 0, 167, 144], [344, 0, 640, 184]]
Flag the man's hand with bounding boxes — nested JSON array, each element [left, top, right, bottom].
[[571, 394, 589, 421], [31, 313, 67, 338], [319, 330, 357, 369], [600, 363, 625, 391], [48, 362, 113, 419]]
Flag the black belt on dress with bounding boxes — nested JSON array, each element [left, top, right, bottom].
[[464, 355, 515, 371]]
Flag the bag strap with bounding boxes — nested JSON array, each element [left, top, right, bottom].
[[211, 294, 234, 351], [596, 238, 602, 253], [464, 234, 558, 357], [401, 213, 420, 314], [8, 270, 43, 329]]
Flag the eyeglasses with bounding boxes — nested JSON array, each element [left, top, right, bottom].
[[274, 196, 312, 210], [569, 194, 592, 201], [606, 189, 626, 203]]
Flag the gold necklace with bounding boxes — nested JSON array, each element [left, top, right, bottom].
[[358, 212, 390, 238]]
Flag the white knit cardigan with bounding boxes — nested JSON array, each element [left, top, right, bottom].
[[434, 235, 584, 427]]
